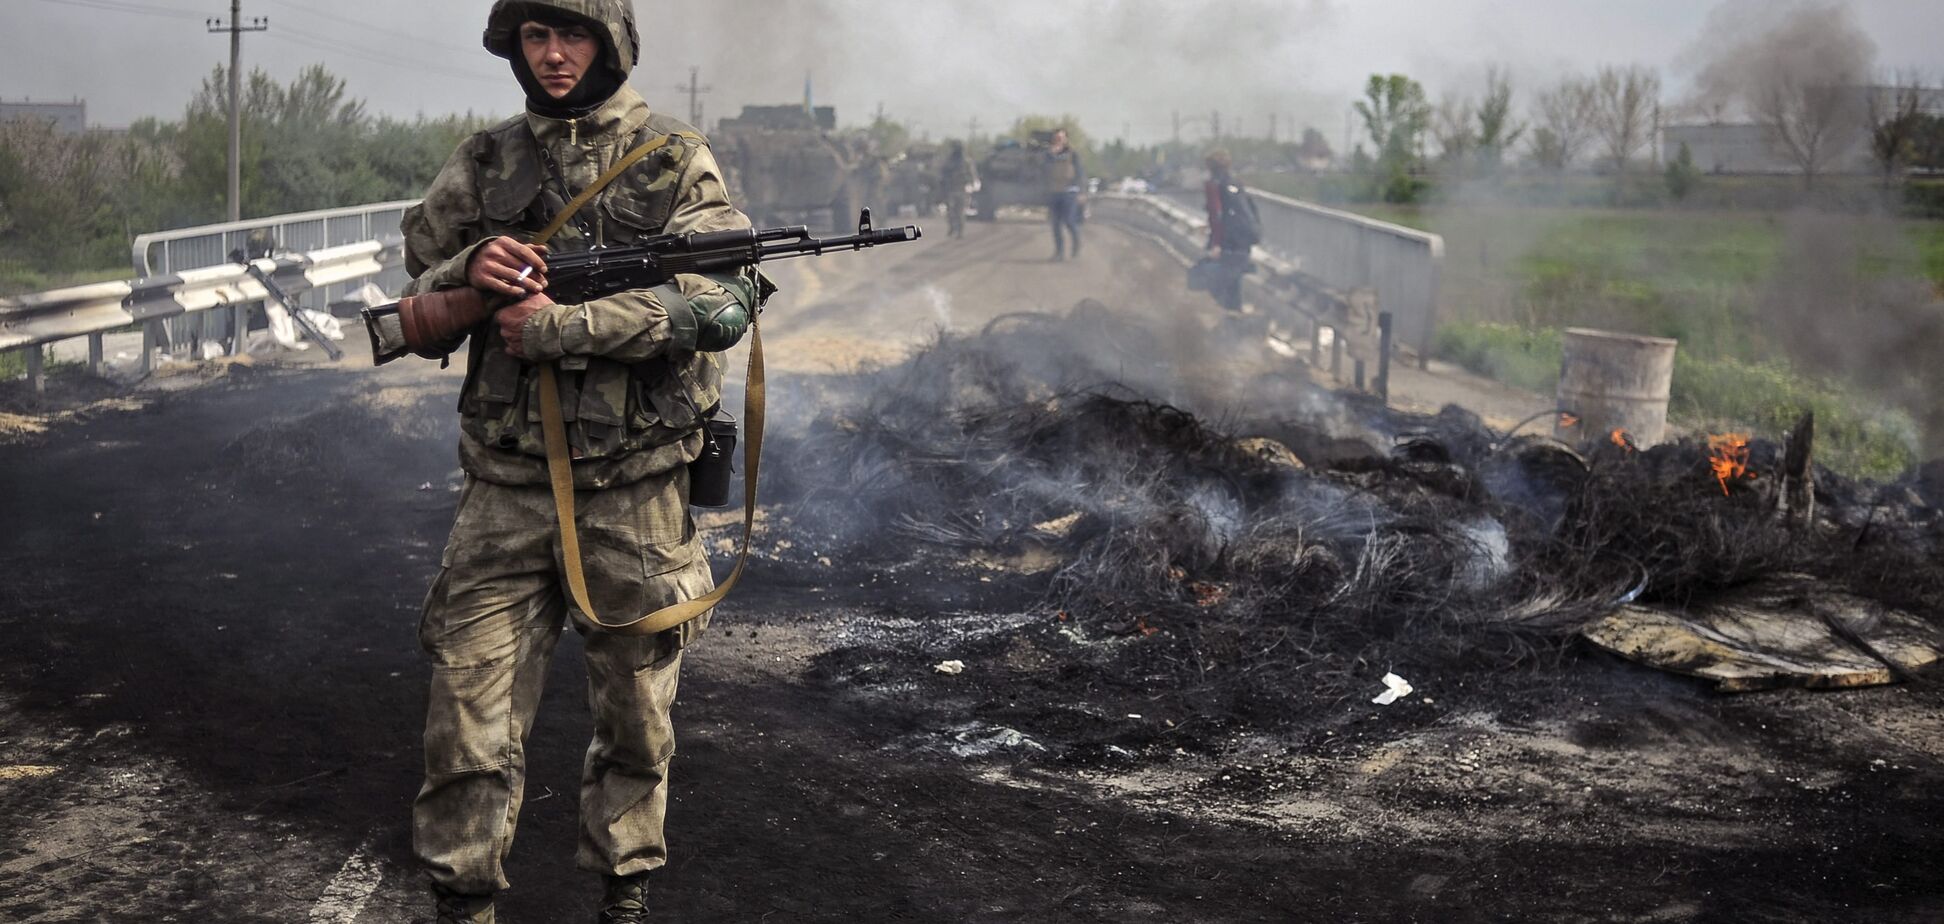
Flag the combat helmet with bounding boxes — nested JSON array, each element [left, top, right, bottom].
[[483, 0, 640, 78]]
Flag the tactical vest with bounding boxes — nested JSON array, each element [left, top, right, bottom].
[[1046, 149, 1081, 193], [457, 112, 723, 471]]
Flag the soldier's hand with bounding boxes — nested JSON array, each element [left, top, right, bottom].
[[497, 291, 556, 359], [468, 236, 550, 297]]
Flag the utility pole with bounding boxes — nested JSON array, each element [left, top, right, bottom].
[[1210, 110, 1221, 141], [1172, 110, 1181, 145], [1269, 113, 1278, 144], [967, 116, 979, 142], [207, 1, 267, 223], [675, 66, 710, 128]]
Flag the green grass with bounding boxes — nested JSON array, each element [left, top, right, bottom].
[[1434, 321, 1919, 479], [0, 260, 132, 298], [1260, 192, 1944, 480]]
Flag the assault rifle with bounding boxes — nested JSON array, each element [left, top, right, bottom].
[[361, 209, 921, 364]]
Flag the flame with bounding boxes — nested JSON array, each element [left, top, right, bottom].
[[1558, 412, 1581, 429], [1707, 432, 1753, 495], [1609, 428, 1634, 452]]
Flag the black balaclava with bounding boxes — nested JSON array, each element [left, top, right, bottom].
[[513, 9, 625, 121]]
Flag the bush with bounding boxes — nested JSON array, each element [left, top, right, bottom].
[[1905, 179, 1944, 221], [1665, 143, 1699, 202], [1668, 355, 1917, 479]]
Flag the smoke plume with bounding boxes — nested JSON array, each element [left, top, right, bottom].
[[641, 1, 1341, 142]]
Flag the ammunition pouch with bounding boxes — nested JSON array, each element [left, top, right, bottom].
[[687, 404, 738, 508]]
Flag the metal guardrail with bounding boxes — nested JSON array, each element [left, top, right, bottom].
[[1246, 190, 1443, 359], [2, 237, 402, 390], [132, 200, 418, 332], [1152, 187, 1445, 361], [1094, 192, 1400, 395], [132, 199, 415, 277]]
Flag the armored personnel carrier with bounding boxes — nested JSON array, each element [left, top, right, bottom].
[[971, 130, 1055, 220], [712, 104, 879, 231]]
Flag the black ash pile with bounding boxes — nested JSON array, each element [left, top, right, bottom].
[[758, 302, 1944, 752]]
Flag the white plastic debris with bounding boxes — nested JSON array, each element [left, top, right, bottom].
[[934, 660, 966, 675], [1371, 672, 1414, 706], [350, 281, 390, 308], [300, 309, 346, 341]]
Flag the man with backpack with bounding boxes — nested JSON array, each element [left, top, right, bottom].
[[1199, 148, 1259, 312]]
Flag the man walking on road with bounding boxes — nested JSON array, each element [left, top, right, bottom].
[[392, 2, 761, 921], [1045, 128, 1085, 261]]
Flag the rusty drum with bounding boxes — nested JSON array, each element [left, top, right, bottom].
[[1555, 327, 1678, 449]]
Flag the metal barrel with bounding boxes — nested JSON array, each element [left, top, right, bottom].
[[1555, 328, 1678, 449]]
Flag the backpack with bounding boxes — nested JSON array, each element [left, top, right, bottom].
[[1217, 181, 1261, 249]]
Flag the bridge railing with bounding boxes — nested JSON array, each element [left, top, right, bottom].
[[0, 200, 419, 390], [1094, 189, 1444, 398], [131, 199, 418, 316], [1247, 190, 1443, 360]]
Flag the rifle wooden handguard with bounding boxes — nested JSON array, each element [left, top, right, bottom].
[[399, 287, 493, 355]]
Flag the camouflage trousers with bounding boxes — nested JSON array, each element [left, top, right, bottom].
[[413, 467, 712, 895], [945, 193, 969, 238]]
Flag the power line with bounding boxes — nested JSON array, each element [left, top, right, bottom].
[[32, 0, 205, 20], [255, 0, 483, 58], [266, 31, 508, 87]]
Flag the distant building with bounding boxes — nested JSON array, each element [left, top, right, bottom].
[[0, 98, 87, 134], [1662, 84, 1944, 176], [1661, 124, 1819, 175]]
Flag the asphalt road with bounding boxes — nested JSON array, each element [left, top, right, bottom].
[[2, 215, 1940, 923]]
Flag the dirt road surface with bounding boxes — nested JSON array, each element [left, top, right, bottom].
[[2, 216, 1939, 922]]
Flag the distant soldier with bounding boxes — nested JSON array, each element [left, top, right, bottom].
[[1201, 148, 1260, 311], [1045, 128, 1085, 261], [938, 139, 978, 238]]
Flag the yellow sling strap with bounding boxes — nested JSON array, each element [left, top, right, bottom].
[[528, 129, 763, 636]]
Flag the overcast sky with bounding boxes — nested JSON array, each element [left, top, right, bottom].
[[7, 0, 1944, 145]]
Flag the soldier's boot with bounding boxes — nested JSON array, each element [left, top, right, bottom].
[[597, 873, 651, 923], [429, 884, 495, 924]]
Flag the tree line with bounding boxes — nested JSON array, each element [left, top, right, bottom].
[[1349, 66, 1944, 205], [0, 64, 495, 277]]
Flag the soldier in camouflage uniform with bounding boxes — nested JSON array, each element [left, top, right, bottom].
[[937, 139, 978, 239], [396, 2, 761, 921]]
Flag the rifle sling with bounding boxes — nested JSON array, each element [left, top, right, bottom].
[[529, 130, 763, 636]]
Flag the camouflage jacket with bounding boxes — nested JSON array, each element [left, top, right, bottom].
[[402, 85, 762, 490], [939, 156, 978, 194]]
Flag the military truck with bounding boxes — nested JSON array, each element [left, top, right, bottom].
[[712, 104, 880, 232], [971, 130, 1055, 220]]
